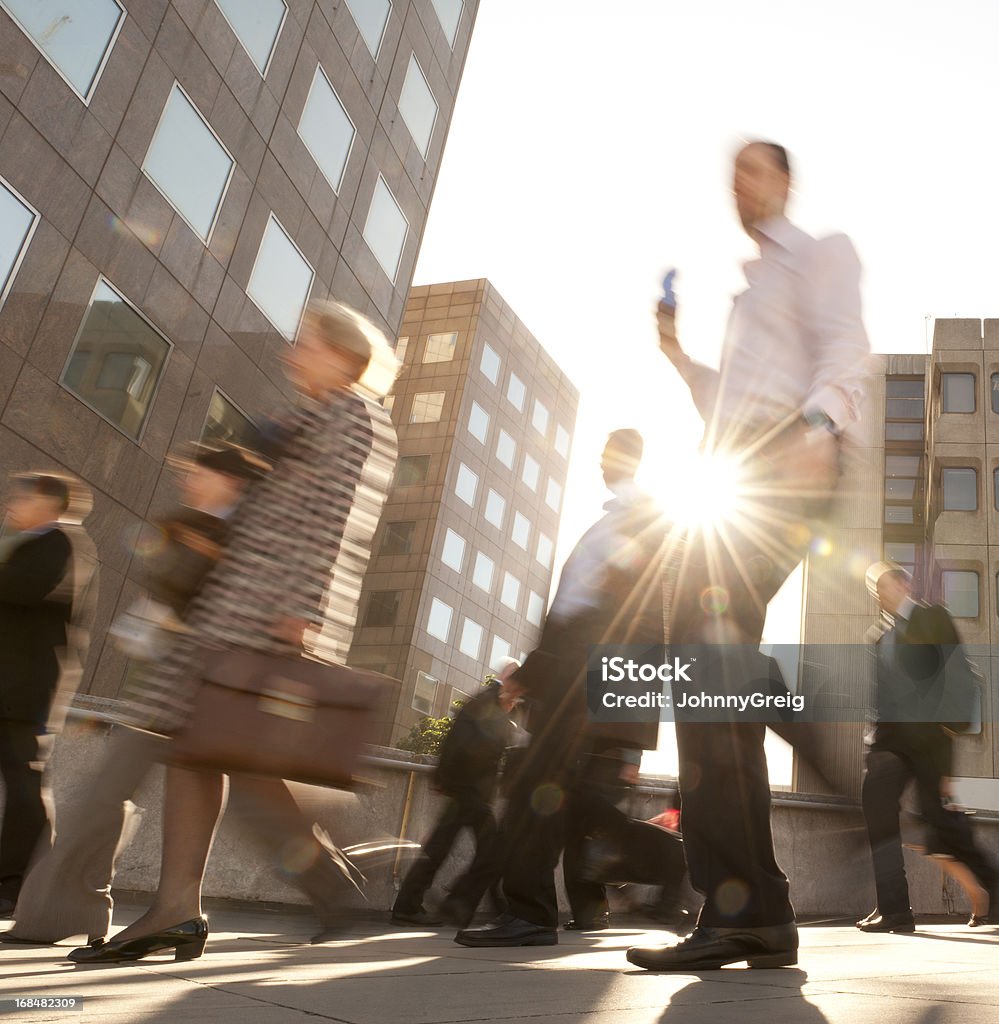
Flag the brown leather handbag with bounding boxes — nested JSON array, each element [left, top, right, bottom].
[[170, 649, 393, 789]]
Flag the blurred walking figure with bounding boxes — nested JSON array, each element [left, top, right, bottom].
[[629, 141, 870, 972], [857, 561, 997, 933], [391, 659, 520, 928], [0, 472, 97, 917], [62, 299, 397, 965], [4, 446, 261, 945], [457, 430, 681, 947]]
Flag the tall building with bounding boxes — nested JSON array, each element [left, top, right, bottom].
[[0, 0, 478, 707], [348, 279, 579, 742], [797, 319, 999, 806]]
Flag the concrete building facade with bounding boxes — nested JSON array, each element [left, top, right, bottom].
[[348, 279, 579, 743], [796, 319, 999, 807], [0, 0, 478, 706]]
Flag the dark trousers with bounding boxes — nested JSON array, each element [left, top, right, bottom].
[[394, 789, 499, 914], [670, 468, 816, 927], [862, 748, 996, 916], [563, 754, 686, 923], [0, 719, 55, 904]]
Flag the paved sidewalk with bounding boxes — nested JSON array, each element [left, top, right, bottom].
[[2, 906, 998, 1023]]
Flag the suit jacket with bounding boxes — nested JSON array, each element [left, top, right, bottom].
[[871, 602, 969, 776], [434, 685, 512, 800], [514, 488, 672, 752], [0, 527, 73, 725]]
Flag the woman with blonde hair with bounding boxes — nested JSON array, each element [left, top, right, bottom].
[[69, 299, 398, 963]]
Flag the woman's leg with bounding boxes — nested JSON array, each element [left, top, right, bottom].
[[112, 767, 226, 940]]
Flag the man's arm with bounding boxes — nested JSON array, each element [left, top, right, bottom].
[[803, 234, 871, 431], [0, 531, 72, 605], [655, 301, 721, 424]]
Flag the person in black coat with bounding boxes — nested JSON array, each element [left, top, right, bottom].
[[456, 430, 685, 946], [391, 662, 520, 926], [857, 561, 997, 933], [0, 474, 75, 915]]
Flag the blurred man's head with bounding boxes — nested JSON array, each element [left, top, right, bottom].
[[601, 429, 644, 488], [733, 141, 791, 234], [866, 561, 913, 617], [5, 473, 70, 532], [492, 656, 522, 711], [180, 446, 265, 514]]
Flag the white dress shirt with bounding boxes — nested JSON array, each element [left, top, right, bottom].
[[682, 215, 870, 437]]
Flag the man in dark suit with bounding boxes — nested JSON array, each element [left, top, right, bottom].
[[391, 662, 519, 927], [456, 429, 683, 946], [857, 561, 997, 933], [0, 474, 75, 916]]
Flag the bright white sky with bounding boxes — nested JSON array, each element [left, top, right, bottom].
[[413, 0, 999, 778]]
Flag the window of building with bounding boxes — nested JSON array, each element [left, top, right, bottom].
[[532, 400, 549, 437], [480, 343, 500, 384], [506, 372, 525, 412], [536, 533, 554, 569], [412, 670, 437, 714], [496, 430, 516, 469], [942, 570, 979, 618], [298, 64, 355, 194], [885, 422, 924, 442], [246, 214, 314, 341], [0, 176, 38, 311], [942, 467, 977, 511], [450, 688, 472, 715], [381, 520, 415, 556], [993, 468, 999, 511], [410, 391, 445, 424], [398, 53, 437, 158], [441, 528, 465, 572], [472, 551, 494, 592], [884, 506, 914, 525], [458, 617, 483, 659], [201, 388, 255, 446], [992, 374, 999, 414], [383, 395, 395, 414], [362, 175, 408, 283], [500, 572, 520, 611], [554, 424, 570, 458], [61, 278, 172, 441], [344, 0, 391, 58], [884, 542, 917, 578], [941, 372, 975, 414], [455, 463, 478, 506], [1, 0, 124, 102], [395, 336, 409, 363], [484, 489, 506, 529], [363, 590, 400, 627], [527, 590, 545, 627], [396, 454, 430, 486], [522, 454, 540, 492], [545, 477, 562, 512], [512, 511, 531, 549], [468, 401, 489, 443], [424, 331, 457, 363], [430, 0, 463, 46], [427, 597, 453, 642], [142, 83, 234, 242], [214, 0, 287, 75], [489, 634, 511, 668]]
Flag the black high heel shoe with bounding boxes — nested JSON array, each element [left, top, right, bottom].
[[67, 917, 208, 964]]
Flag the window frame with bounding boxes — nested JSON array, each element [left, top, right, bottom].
[[941, 569, 979, 619], [941, 466, 978, 512], [58, 275, 174, 444], [412, 669, 438, 715], [246, 212, 316, 343], [441, 527, 466, 572], [0, 173, 40, 313], [941, 372, 976, 415], [200, 385, 256, 446], [0, 0, 126, 104], [214, 0, 288, 77], [344, 0, 392, 60], [297, 62, 356, 195], [426, 596, 453, 642], [362, 173, 409, 284], [141, 81, 236, 245], [397, 51, 438, 159]]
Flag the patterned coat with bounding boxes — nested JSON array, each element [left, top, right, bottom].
[[124, 386, 397, 735]]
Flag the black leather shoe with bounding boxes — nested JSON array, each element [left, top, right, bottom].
[[855, 911, 914, 933], [67, 917, 208, 963], [455, 914, 558, 947], [627, 923, 798, 971], [564, 915, 609, 931], [391, 908, 444, 927]]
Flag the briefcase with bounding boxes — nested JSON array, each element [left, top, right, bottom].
[[170, 649, 391, 789]]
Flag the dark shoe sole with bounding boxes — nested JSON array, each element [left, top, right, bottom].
[[626, 947, 797, 971], [455, 932, 558, 947]]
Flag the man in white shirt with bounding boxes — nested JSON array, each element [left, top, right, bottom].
[[628, 141, 870, 972]]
